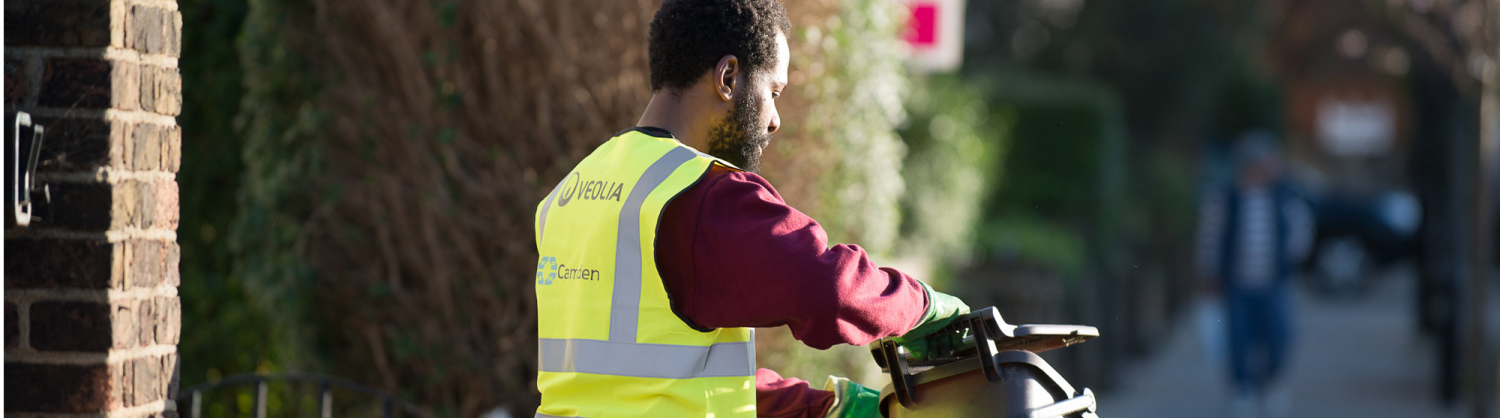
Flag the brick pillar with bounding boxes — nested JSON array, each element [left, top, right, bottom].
[[5, 0, 183, 416]]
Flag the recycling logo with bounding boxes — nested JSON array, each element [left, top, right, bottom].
[[536, 256, 558, 285]]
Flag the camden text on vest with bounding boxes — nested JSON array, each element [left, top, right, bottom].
[[535, 256, 601, 285]]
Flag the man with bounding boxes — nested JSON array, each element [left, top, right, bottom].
[[1195, 131, 1314, 417], [532, 0, 970, 417]]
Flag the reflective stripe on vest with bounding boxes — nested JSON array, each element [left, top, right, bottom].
[[537, 338, 754, 379], [608, 147, 695, 343], [533, 130, 755, 418]]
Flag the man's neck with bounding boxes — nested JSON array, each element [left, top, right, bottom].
[[637, 91, 711, 150]]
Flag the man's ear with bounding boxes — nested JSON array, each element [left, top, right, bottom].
[[713, 55, 740, 102]]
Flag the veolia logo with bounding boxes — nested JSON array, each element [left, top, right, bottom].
[[556, 172, 624, 207]]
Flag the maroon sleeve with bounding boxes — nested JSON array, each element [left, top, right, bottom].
[[657, 168, 929, 417], [755, 368, 835, 418], [657, 168, 930, 348]]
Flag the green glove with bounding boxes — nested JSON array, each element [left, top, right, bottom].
[[892, 281, 971, 360], [822, 376, 881, 418]]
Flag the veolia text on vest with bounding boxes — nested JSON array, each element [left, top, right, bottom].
[[556, 172, 625, 207]]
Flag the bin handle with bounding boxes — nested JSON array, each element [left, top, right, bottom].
[[1010, 388, 1097, 418], [877, 338, 917, 408]]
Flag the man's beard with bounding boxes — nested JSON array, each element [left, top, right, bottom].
[[706, 91, 769, 173]]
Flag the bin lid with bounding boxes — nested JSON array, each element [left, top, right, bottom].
[[999, 324, 1099, 354]]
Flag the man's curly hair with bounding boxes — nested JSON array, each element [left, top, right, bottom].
[[648, 0, 791, 93]]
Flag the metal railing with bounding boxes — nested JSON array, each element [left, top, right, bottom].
[[183, 373, 430, 418]]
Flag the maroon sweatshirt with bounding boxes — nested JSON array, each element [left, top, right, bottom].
[[655, 158, 931, 418]]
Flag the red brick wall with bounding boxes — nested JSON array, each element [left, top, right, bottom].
[[5, 0, 183, 416]]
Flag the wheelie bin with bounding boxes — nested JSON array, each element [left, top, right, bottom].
[[868, 307, 1101, 418]]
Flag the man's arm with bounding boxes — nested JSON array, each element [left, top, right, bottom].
[[657, 168, 930, 348], [656, 167, 934, 418], [755, 369, 835, 418], [1283, 195, 1315, 263], [1195, 191, 1227, 294]]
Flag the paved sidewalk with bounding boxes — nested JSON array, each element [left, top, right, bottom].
[[1098, 268, 1466, 418]]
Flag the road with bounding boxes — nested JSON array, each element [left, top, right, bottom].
[[1099, 265, 1480, 418]]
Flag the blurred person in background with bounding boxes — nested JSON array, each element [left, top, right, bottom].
[[1195, 130, 1315, 418], [531, 0, 970, 417]]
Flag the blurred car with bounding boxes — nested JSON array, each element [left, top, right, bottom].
[[1300, 189, 1422, 297]]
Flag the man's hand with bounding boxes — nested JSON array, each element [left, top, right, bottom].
[[822, 376, 880, 418], [892, 281, 970, 360]]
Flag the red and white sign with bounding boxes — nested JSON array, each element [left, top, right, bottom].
[[1316, 96, 1396, 156], [903, 0, 965, 73]]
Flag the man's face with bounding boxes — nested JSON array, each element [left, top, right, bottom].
[[1239, 155, 1280, 187], [707, 32, 789, 173]]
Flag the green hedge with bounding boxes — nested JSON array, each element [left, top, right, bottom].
[[896, 75, 1003, 269]]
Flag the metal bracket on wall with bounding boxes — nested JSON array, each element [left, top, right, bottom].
[[9, 111, 46, 227]]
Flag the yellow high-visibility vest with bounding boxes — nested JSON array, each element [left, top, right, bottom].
[[533, 128, 756, 418]]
